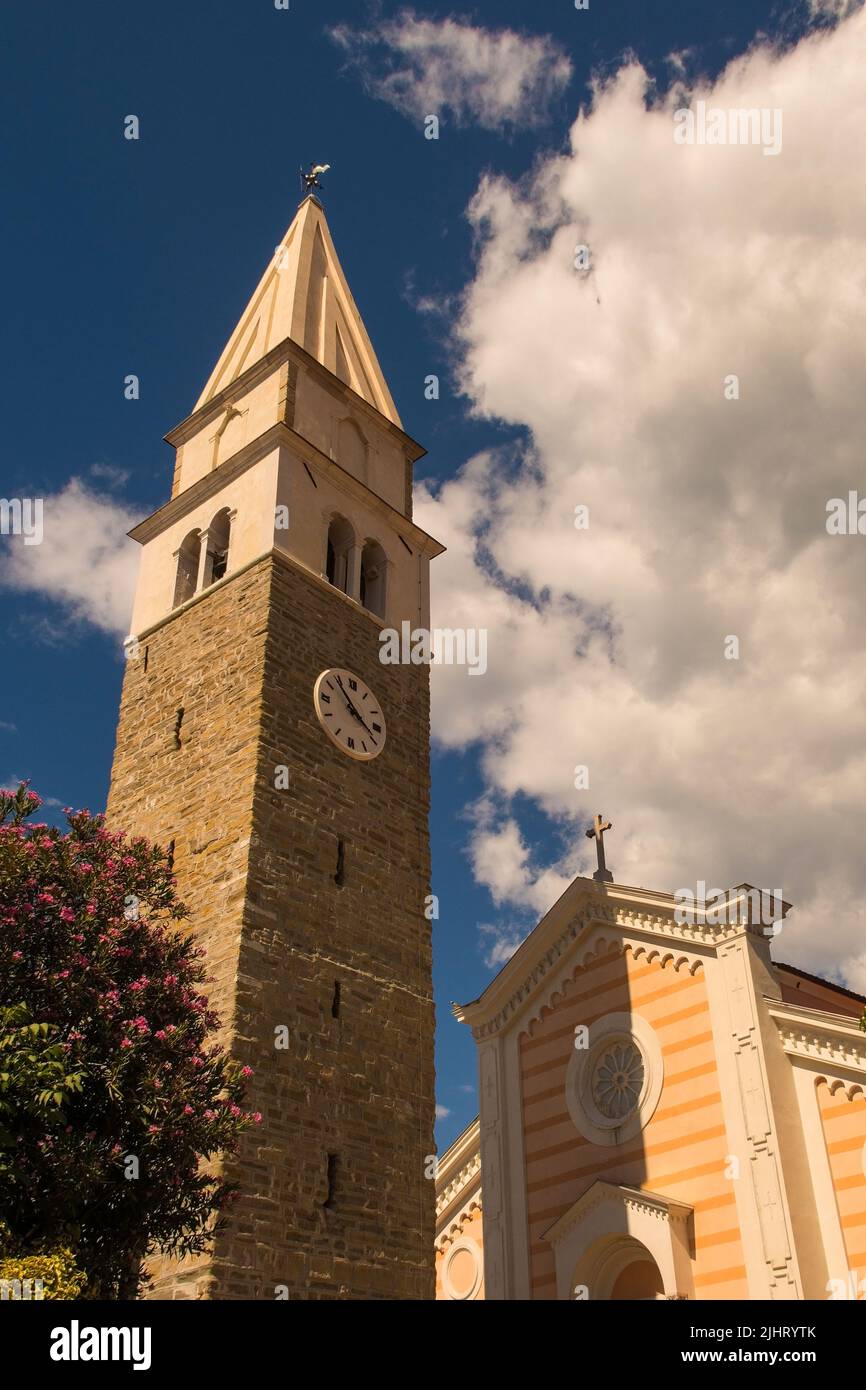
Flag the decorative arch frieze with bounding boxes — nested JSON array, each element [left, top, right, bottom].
[[463, 894, 720, 1042], [816, 1075, 866, 1103], [436, 1196, 483, 1251], [517, 932, 707, 1043]]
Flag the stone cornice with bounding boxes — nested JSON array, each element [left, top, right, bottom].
[[436, 1161, 482, 1224], [130, 425, 284, 542], [165, 334, 427, 462], [767, 998, 866, 1074], [435, 1117, 481, 1225], [127, 422, 445, 559]]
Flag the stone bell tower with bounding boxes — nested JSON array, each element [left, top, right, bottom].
[[107, 194, 444, 1300]]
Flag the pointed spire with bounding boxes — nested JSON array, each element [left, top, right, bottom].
[[194, 196, 402, 426]]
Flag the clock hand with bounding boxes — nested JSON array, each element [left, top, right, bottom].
[[346, 700, 376, 740], [335, 678, 376, 738]]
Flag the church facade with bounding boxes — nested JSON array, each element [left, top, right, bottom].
[[108, 195, 443, 1299], [435, 870, 866, 1300]]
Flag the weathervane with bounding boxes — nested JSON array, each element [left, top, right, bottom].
[[301, 162, 331, 196], [586, 813, 614, 883]]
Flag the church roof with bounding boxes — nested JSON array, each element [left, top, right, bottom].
[[774, 960, 865, 1018], [193, 195, 402, 428]]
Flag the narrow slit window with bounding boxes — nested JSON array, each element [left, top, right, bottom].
[[324, 1153, 339, 1208]]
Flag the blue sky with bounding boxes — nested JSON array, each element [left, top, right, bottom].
[[1, 0, 856, 1152]]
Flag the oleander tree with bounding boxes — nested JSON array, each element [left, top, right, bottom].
[[0, 783, 260, 1299]]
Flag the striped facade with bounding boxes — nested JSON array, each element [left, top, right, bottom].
[[817, 1081, 866, 1281], [446, 875, 866, 1301], [519, 946, 747, 1298]]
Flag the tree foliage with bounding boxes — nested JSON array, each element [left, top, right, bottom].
[[0, 783, 260, 1298]]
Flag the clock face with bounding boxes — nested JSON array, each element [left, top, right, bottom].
[[313, 668, 387, 761]]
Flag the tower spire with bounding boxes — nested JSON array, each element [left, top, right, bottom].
[[194, 192, 401, 427]]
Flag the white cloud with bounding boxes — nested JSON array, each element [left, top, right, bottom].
[[809, 0, 863, 18], [435, 1104, 451, 1120], [415, 6, 866, 989], [329, 11, 572, 131], [0, 479, 139, 639], [478, 922, 526, 969], [89, 461, 132, 490]]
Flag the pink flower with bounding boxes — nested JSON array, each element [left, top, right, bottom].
[[183, 1105, 194, 1116], [154, 1029, 167, 1041], [120, 1038, 133, 1050], [148, 1124, 159, 1134], [59, 907, 75, 923], [11, 951, 22, 962], [37, 892, 55, 904], [241, 1065, 253, 1078], [191, 1056, 204, 1068], [252, 1112, 263, 1125]]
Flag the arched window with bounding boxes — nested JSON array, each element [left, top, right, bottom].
[[206, 508, 232, 585], [173, 530, 201, 608], [326, 515, 354, 595], [360, 540, 387, 619]]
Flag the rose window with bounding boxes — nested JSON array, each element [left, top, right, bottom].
[[591, 1039, 645, 1121]]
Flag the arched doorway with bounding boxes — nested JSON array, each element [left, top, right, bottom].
[[546, 1180, 694, 1300], [610, 1255, 665, 1301], [574, 1235, 667, 1301]]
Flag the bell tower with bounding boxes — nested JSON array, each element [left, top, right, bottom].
[[107, 194, 444, 1300]]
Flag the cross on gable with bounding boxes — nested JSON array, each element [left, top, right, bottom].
[[586, 813, 614, 883]]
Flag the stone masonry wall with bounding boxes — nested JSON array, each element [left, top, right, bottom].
[[106, 551, 436, 1300]]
